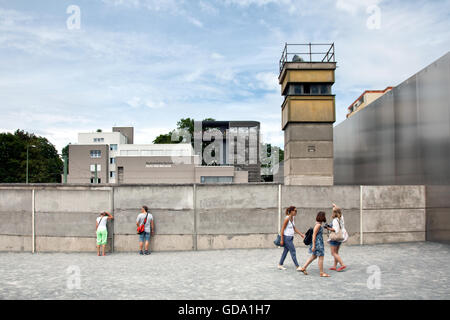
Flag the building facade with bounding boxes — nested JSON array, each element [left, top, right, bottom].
[[346, 87, 393, 118], [67, 127, 249, 184], [198, 121, 261, 182]]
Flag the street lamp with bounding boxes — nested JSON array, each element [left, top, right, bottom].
[[26, 144, 36, 184]]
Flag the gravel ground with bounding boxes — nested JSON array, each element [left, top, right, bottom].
[[0, 241, 449, 300]]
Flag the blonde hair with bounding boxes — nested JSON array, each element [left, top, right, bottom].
[[332, 207, 342, 219]]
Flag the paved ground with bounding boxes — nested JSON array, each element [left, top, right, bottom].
[[0, 241, 449, 300]]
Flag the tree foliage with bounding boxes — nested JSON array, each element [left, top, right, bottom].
[[153, 118, 216, 147], [0, 130, 63, 183]]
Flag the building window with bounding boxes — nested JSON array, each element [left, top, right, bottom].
[[90, 164, 101, 172], [303, 84, 311, 94], [110, 158, 115, 164], [320, 84, 331, 94], [110, 171, 115, 178], [90, 150, 101, 158], [90, 177, 101, 183], [201, 176, 233, 184], [93, 138, 104, 143], [110, 144, 118, 151]]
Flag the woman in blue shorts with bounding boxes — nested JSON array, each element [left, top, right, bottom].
[[328, 203, 347, 272]]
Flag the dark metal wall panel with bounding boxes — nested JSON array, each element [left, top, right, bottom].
[[334, 52, 450, 185]]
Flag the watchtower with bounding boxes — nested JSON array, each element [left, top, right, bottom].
[[279, 43, 336, 185]]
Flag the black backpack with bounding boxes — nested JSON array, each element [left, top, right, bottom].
[[303, 228, 313, 245]]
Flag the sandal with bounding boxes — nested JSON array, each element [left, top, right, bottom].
[[320, 273, 331, 277], [297, 267, 308, 275], [329, 267, 337, 271], [337, 266, 347, 272]]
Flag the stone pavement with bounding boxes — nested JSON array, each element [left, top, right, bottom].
[[0, 242, 449, 300]]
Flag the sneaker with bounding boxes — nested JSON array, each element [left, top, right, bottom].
[[277, 264, 287, 270], [139, 250, 144, 255], [144, 250, 151, 255]]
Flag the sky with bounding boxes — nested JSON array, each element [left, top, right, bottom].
[[0, 0, 449, 153]]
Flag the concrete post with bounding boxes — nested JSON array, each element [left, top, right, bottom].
[[110, 186, 114, 253], [278, 184, 281, 233], [360, 185, 363, 245], [193, 183, 198, 251], [32, 188, 35, 253]]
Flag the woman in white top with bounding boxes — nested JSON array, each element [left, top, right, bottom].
[[96, 211, 114, 256], [328, 204, 347, 272], [278, 206, 305, 271]]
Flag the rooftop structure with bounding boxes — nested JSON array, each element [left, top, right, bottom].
[[346, 87, 393, 118]]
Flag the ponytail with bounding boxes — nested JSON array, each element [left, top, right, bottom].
[[285, 206, 296, 216]]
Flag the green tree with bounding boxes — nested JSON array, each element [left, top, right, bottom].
[[0, 130, 63, 183], [153, 118, 216, 147], [261, 143, 284, 182], [62, 143, 71, 174]]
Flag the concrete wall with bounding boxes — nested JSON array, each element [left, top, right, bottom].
[[0, 184, 428, 252], [426, 185, 450, 242], [0, 189, 32, 251], [361, 186, 426, 244]]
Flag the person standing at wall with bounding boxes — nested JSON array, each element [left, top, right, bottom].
[[278, 206, 305, 271], [136, 205, 154, 255], [96, 211, 114, 256], [328, 203, 348, 272], [298, 211, 333, 277]]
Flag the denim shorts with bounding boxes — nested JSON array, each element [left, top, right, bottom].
[[329, 240, 341, 247], [139, 231, 151, 242]]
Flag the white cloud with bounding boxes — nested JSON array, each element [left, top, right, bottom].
[[126, 97, 166, 109], [336, 0, 382, 15], [224, 0, 291, 7], [255, 72, 278, 91], [187, 16, 204, 27], [211, 52, 224, 59], [199, 1, 219, 15]]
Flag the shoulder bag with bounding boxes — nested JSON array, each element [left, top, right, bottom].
[[137, 212, 149, 234], [329, 218, 344, 242]]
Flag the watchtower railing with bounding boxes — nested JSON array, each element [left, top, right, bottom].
[[279, 43, 335, 73]]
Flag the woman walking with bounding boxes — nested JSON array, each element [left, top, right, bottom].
[[298, 211, 332, 277], [328, 203, 347, 272], [278, 206, 305, 271], [96, 211, 114, 256]]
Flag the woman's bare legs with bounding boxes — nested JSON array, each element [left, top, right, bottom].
[[319, 256, 330, 277], [301, 255, 317, 271], [330, 246, 338, 268], [331, 246, 344, 268]]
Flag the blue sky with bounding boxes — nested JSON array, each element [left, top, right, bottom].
[[0, 0, 449, 152]]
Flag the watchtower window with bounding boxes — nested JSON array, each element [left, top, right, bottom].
[[285, 83, 332, 96], [303, 84, 311, 94]]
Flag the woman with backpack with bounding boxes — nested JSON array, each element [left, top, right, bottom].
[[277, 206, 305, 271], [96, 211, 114, 256], [298, 211, 333, 277], [328, 203, 348, 272]]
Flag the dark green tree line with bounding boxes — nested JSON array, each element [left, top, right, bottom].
[[0, 130, 63, 183]]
